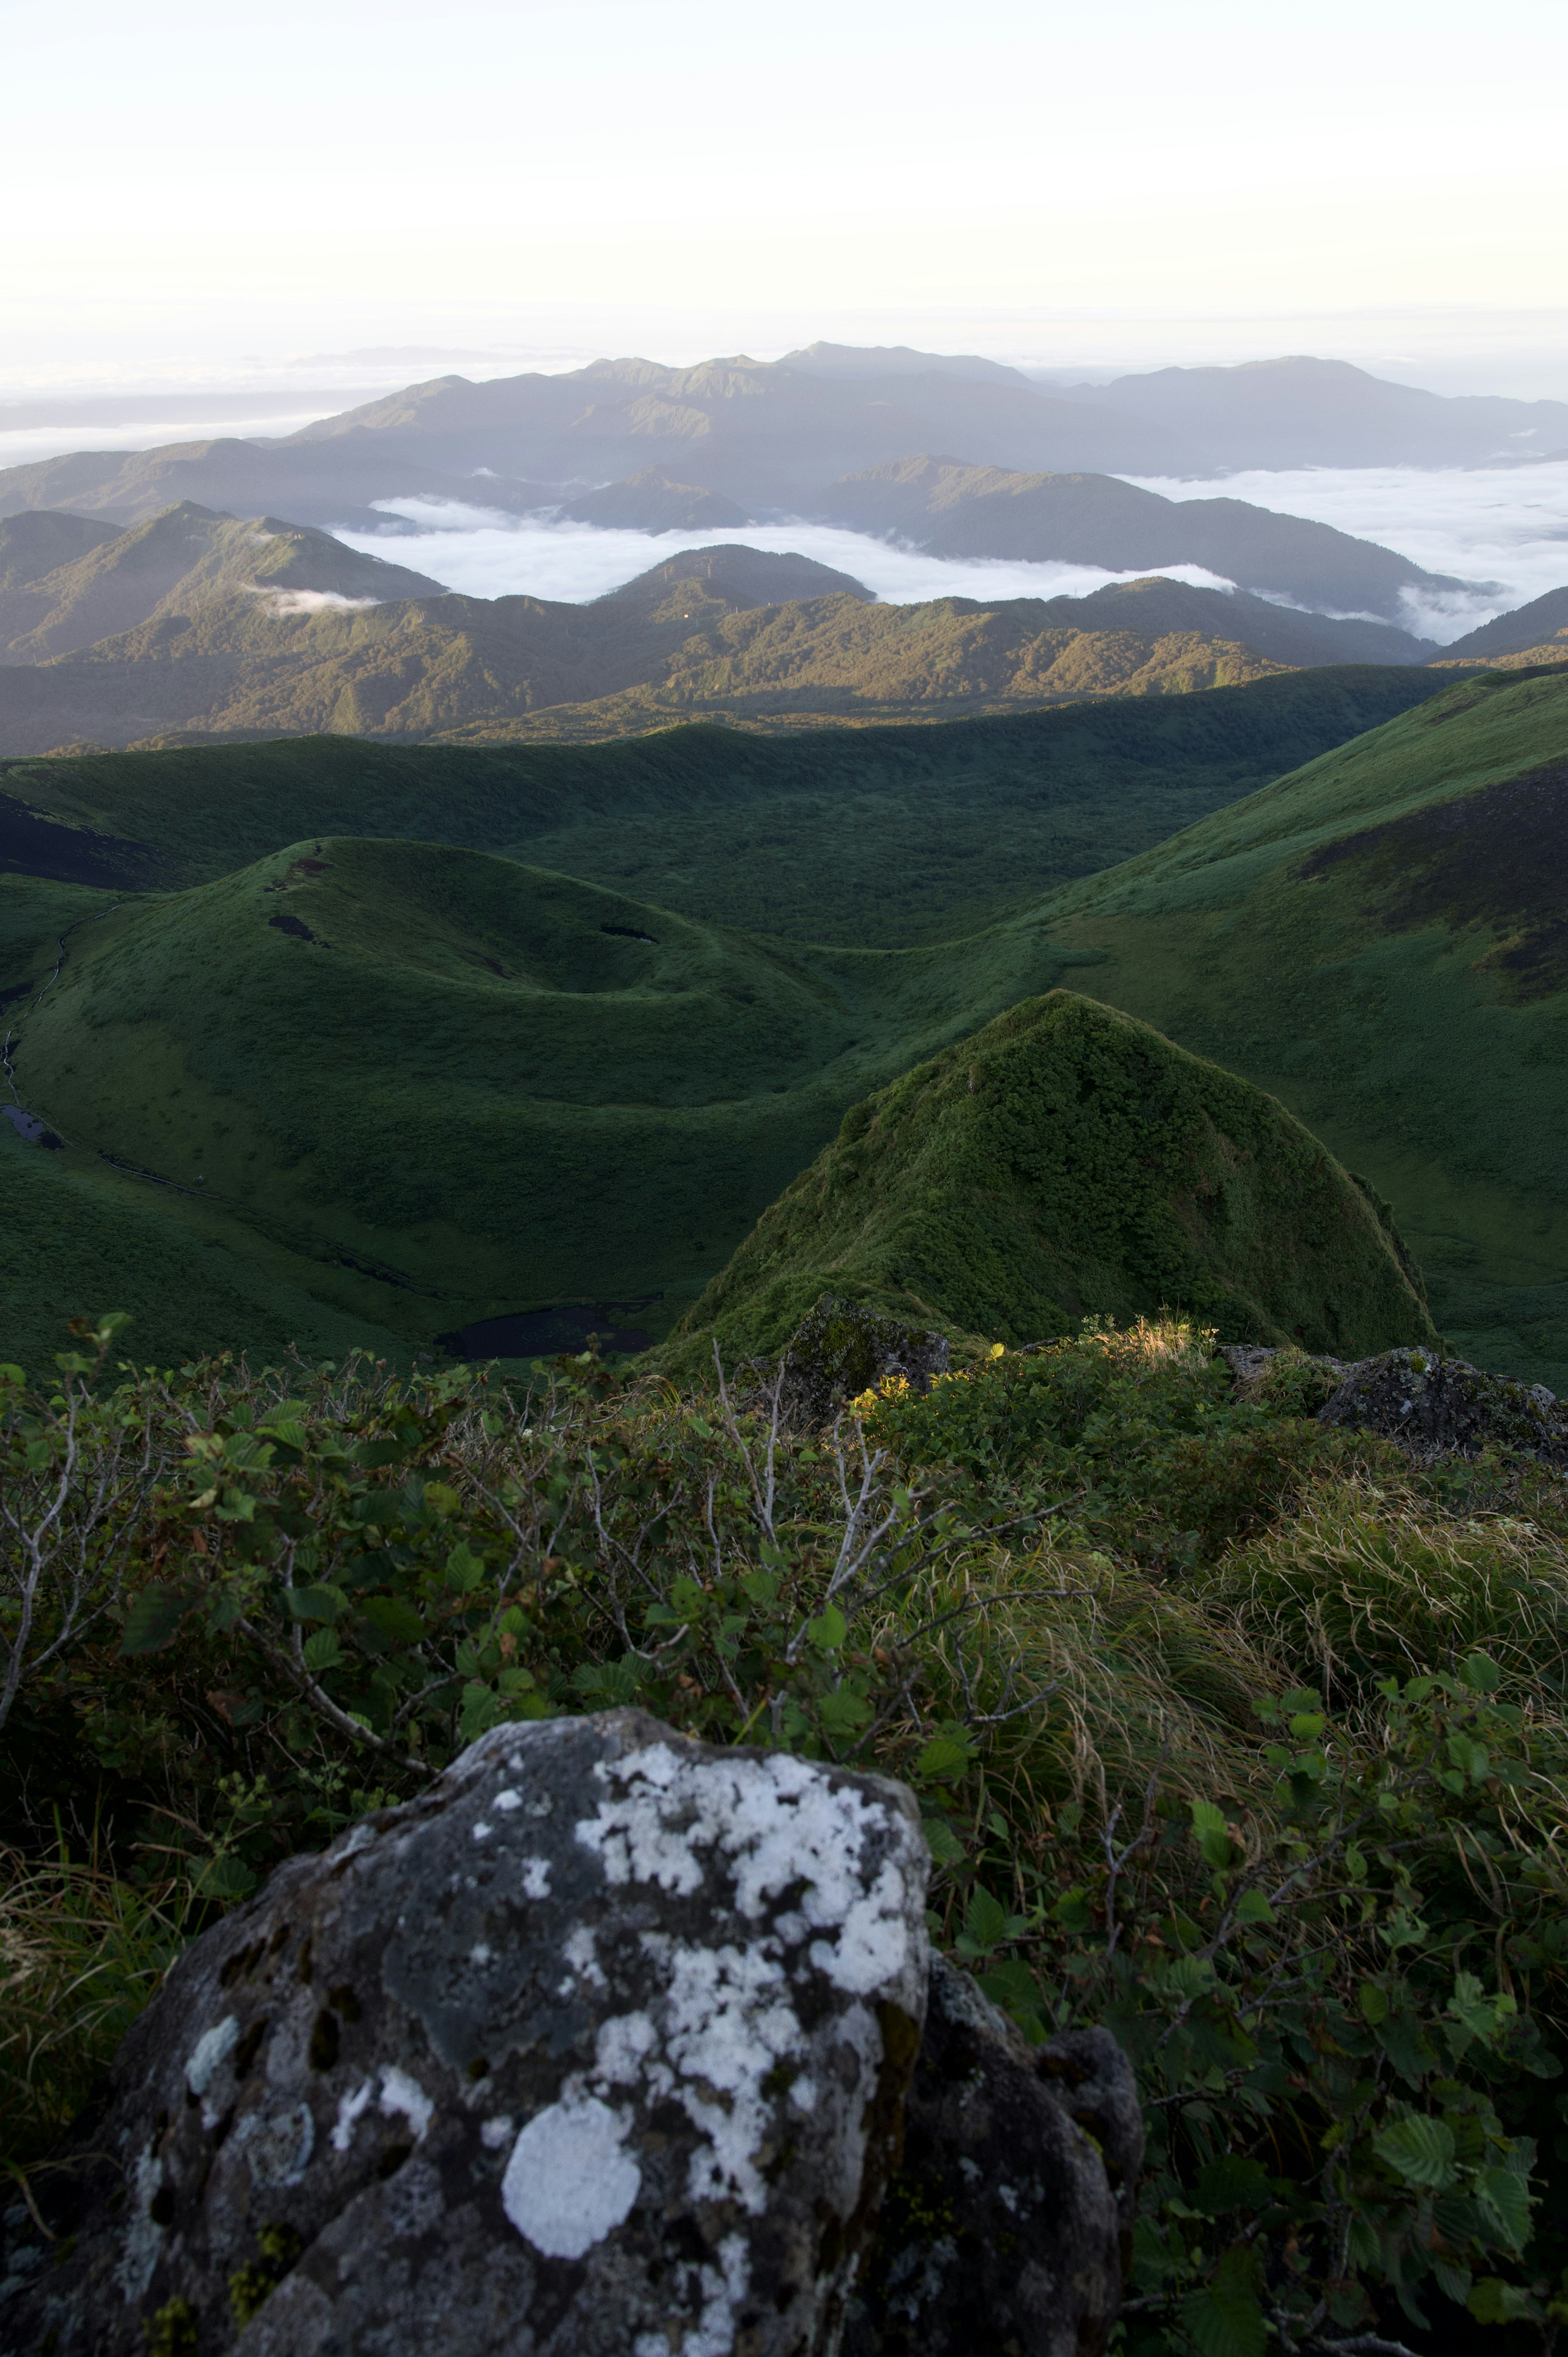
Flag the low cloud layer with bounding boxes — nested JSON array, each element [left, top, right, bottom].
[[335, 499, 1238, 610], [1125, 460, 1568, 642], [248, 587, 383, 615]]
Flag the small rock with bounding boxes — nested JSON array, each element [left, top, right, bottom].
[[843, 1957, 1136, 2357], [1318, 1346, 1568, 1465], [773, 1295, 949, 1427], [7, 1709, 930, 2357]]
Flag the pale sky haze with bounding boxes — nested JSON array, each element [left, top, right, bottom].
[[4, 0, 1567, 396]]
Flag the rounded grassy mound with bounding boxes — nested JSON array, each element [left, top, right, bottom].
[[674, 990, 1438, 1360]]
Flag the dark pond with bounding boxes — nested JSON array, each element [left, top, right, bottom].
[[3, 1104, 61, 1147], [437, 1301, 659, 1360]]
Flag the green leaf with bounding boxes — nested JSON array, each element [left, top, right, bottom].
[[1475, 2167, 1533, 2251], [807, 1601, 848, 1653], [194, 1854, 258, 1901], [257, 1418, 310, 1452], [119, 1582, 197, 1657], [285, 1583, 347, 1623], [963, 1888, 1009, 1951], [1194, 2156, 1270, 2217], [359, 1594, 425, 1648], [1375, 2114, 1457, 2189], [1462, 1652, 1502, 1694], [1469, 2277, 1535, 2324], [445, 1541, 486, 1594], [1181, 2267, 1265, 2357], [458, 1681, 503, 1742], [921, 1817, 966, 1867], [1359, 1981, 1390, 2025], [302, 1628, 342, 1674], [356, 1488, 411, 1526], [1190, 1798, 1237, 1871], [978, 1958, 1045, 2037], [916, 1735, 974, 1784], [818, 1686, 872, 1733]]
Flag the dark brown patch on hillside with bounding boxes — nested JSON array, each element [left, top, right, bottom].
[[1298, 763, 1568, 1001]]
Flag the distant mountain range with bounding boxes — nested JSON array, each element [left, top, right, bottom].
[[0, 502, 1461, 755], [0, 344, 1545, 626]]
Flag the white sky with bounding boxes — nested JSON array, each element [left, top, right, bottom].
[[4, 0, 1568, 396]]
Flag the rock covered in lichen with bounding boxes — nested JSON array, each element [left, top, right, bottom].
[[1316, 1346, 1568, 1463], [843, 1957, 1137, 2357], [5, 1709, 929, 2357]]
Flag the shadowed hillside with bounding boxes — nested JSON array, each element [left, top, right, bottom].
[[0, 667, 1451, 941]]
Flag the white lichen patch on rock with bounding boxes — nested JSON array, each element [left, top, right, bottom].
[[576, 1742, 923, 1998], [501, 2087, 641, 2258]]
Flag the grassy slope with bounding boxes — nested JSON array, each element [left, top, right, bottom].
[[0, 840, 1090, 1368], [0, 667, 1447, 945], [1017, 669, 1568, 1385], [674, 991, 1434, 1363]]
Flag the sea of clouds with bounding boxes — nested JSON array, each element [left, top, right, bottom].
[[333, 500, 1237, 608], [1125, 461, 1568, 640], [334, 463, 1568, 641]]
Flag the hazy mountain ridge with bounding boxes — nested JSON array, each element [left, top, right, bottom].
[[0, 345, 1527, 628], [817, 456, 1456, 620], [0, 508, 1445, 755], [0, 502, 449, 664]]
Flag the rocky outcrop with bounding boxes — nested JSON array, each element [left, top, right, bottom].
[[1317, 1345, 1568, 1465], [844, 1958, 1138, 2357], [1222, 1340, 1568, 1465], [4, 1710, 930, 2357], [774, 1294, 951, 1427]]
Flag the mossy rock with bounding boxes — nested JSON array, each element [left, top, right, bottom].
[[673, 992, 1438, 1365], [1318, 1346, 1568, 1464]]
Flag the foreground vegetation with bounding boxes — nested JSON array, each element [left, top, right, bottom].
[[7, 1311, 1568, 2354]]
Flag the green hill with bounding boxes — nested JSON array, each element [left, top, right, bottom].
[[674, 990, 1435, 1363], [0, 837, 1082, 1369], [5, 667, 1560, 1390], [1014, 667, 1568, 1386], [0, 667, 1450, 944]]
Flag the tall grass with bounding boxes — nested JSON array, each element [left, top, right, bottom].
[[0, 1848, 194, 2172], [1197, 1474, 1568, 1707]]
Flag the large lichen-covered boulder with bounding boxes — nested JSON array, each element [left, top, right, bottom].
[[844, 1958, 1140, 2357], [7, 1710, 930, 2357], [668, 992, 1439, 1364], [1317, 1346, 1568, 1465]]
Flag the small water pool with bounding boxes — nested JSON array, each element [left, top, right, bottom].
[[437, 1301, 658, 1360]]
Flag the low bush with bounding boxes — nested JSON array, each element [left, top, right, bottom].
[[6, 1311, 1568, 2352]]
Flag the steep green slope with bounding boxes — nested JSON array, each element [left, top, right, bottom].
[[1019, 668, 1568, 1384], [0, 667, 1450, 945], [675, 992, 1435, 1360], [0, 838, 1084, 1363]]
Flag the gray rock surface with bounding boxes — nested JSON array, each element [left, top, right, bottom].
[[843, 1957, 1138, 2357], [4, 1709, 929, 2357], [773, 1296, 950, 1428], [1317, 1346, 1568, 1464]]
